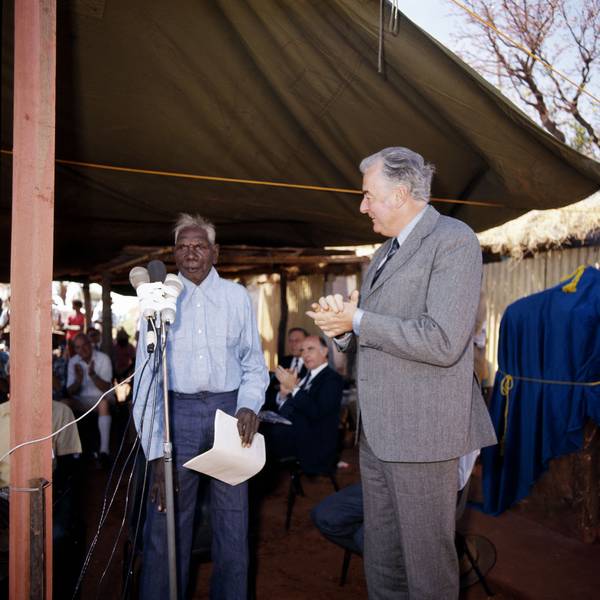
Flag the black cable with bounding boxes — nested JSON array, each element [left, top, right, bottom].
[[121, 336, 163, 599], [99, 343, 162, 600], [71, 355, 154, 599]]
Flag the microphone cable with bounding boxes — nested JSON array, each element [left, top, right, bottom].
[[121, 326, 165, 600], [100, 334, 164, 599], [0, 358, 148, 465], [72, 350, 156, 599], [73, 319, 162, 598]]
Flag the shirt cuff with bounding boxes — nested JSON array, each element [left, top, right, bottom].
[[352, 308, 365, 335]]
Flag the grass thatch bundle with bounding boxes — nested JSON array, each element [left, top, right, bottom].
[[478, 191, 600, 259]]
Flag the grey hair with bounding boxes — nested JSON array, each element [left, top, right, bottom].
[[173, 213, 216, 244], [359, 147, 435, 203]]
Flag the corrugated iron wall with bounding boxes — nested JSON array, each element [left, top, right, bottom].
[[483, 246, 600, 376]]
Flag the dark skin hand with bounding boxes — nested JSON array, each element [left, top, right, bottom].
[[149, 409, 259, 511], [236, 407, 260, 447]]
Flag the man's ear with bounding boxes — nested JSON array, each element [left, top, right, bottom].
[[393, 184, 409, 206], [212, 243, 220, 264]]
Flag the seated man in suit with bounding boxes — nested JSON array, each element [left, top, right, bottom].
[[263, 327, 308, 412], [265, 335, 343, 475]]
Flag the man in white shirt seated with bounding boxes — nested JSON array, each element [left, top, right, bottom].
[[66, 333, 113, 465]]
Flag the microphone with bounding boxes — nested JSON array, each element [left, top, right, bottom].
[[147, 260, 167, 283], [161, 274, 184, 325], [129, 266, 150, 289], [143, 260, 167, 354], [129, 264, 161, 354]]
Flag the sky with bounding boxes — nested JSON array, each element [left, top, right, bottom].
[[393, 1, 460, 48]]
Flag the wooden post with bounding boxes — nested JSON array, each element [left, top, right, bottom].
[[29, 479, 48, 599], [82, 281, 92, 333], [101, 272, 113, 356], [9, 1, 56, 598], [277, 270, 288, 362]]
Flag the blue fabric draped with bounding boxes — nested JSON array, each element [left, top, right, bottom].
[[482, 266, 600, 515]]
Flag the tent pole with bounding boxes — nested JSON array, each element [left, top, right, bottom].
[[9, 1, 56, 598]]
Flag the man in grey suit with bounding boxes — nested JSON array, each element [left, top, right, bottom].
[[307, 147, 496, 599]]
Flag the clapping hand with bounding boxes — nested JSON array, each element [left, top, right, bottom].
[[275, 366, 299, 395], [306, 290, 360, 337], [74, 363, 84, 382]]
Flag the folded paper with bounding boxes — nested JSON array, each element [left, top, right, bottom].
[[183, 409, 266, 485]]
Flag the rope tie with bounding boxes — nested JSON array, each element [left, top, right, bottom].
[[561, 265, 586, 293], [499, 374, 513, 455], [497, 370, 600, 455]]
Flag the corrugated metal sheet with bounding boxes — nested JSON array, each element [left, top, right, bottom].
[[483, 246, 600, 375]]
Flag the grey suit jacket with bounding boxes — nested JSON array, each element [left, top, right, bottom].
[[338, 205, 496, 462]]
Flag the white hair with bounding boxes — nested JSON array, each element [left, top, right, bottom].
[[173, 213, 216, 244], [359, 147, 435, 203]]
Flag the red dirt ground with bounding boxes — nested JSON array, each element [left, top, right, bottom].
[[78, 445, 600, 600]]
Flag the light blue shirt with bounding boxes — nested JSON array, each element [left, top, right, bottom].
[[133, 268, 269, 460], [353, 206, 427, 335]]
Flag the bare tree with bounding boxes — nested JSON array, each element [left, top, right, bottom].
[[452, 0, 600, 157]]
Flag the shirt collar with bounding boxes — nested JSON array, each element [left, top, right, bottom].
[[307, 362, 328, 381], [178, 267, 220, 305], [395, 204, 427, 247]]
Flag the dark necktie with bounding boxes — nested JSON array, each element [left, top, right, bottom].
[[300, 371, 312, 390], [371, 237, 400, 288]]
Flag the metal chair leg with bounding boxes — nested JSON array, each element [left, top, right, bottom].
[[340, 548, 352, 586], [456, 532, 495, 597], [329, 473, 339, 492], [285, 470, 302, 530]]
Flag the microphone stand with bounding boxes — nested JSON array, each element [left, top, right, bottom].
[[160, 320, 178, 600]]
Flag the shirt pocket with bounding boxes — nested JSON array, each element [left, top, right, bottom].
[[169, 322, 192, 352]]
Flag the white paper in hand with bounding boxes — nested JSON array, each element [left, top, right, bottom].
[[183, 409, 265, 486]]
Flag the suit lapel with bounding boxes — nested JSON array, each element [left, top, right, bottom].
[[361, 241, 391, 296], [362, 206, 440, 302]]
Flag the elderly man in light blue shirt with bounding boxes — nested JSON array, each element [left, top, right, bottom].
[[134, 213, 269, 600]]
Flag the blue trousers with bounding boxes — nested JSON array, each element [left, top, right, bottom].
[[310, 482, 364, 555], [140, 390, 248, 600]]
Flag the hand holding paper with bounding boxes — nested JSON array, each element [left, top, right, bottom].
[[183, 409, 265, 486]]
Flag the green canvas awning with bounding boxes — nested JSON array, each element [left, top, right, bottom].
[[2, 0, 599, 279]]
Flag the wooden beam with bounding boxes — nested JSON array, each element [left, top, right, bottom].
[[217, 255, 369, 266], [9, 1, 56, 598]]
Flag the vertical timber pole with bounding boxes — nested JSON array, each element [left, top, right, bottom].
[[101, 272, 113, 355], [277, 270, 288, 363], [9, 1, 56, 599], [82, 281, 92, 333]]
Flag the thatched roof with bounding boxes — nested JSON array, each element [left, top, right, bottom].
[[477, 191, 600, 259]]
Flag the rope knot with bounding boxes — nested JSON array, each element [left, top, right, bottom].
[[500, 374, 514, 397], [562, 265, 585, 293]]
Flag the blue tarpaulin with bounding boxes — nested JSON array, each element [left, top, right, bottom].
[[482, 266, 600, 515]]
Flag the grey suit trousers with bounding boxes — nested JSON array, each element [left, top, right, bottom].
[[360, 435, 459, 599]]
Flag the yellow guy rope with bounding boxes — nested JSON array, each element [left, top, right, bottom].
[[0, 149, 502, 208]]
